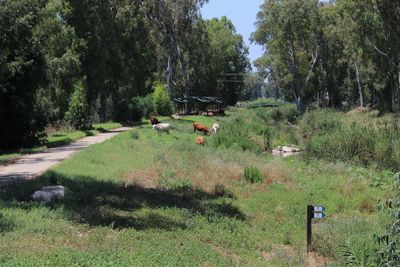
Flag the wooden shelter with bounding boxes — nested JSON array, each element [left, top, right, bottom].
[[173, 96, 226, 115]]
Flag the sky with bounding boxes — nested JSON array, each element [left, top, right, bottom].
[[200, 0, 265, 69]]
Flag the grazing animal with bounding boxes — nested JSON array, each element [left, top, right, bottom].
[[212, 123, 220, 134], [153, 123, 170, 133], [196, 136, 205, 145], [193, 122, 209, 135], [150, 116, 161, 125]]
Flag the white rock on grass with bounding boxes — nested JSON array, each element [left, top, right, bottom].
[[31, 185, 64, 203], [272, 146, 301, 157]]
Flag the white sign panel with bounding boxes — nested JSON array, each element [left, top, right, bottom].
[[313, 213, 326, 219], [314, 206, 325, 212]]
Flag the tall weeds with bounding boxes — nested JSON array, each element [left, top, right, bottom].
[[301, 110, 400, 171]]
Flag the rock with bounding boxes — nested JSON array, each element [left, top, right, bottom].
[[31, 185, 64, 203], [272, 146, 301, 157]]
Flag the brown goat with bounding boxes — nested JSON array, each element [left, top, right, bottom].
[[150, 116, 161, 125], [196, 136, 205, 145], [193, 122, 209, 135]]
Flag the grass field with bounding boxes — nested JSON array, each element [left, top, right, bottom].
[[0, 111, 394, 266], [0, 123, 122, 165]]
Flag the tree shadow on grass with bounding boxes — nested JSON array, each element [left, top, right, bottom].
[[0, 171, 245, 231]]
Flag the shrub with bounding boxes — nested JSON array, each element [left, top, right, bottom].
[[130, 130, 139, 140], [65, 81, 91, 130], [134, 95, 154, 119], [129, 98, 144, 122], [152, 83, 173, 116], [374, 173, 400, 265], [299, 110, 341, 136], [246, 98, 287, 109], [242, 166, 263, 183], [301, 110, 400, 170], [270, 105, 299, 123], [157, 177, 192, 191], [305, 126, 376, 166], [263, 128, 272, 151], [271, 108, 283, 121]]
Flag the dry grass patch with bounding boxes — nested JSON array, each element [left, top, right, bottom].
[[338, 178, 366, 197], [121, 168, 161, 188]]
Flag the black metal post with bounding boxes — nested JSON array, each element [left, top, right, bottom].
[[307, 205, 313, 253]]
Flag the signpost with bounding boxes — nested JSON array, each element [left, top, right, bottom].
[[307, 205, 326, 253]]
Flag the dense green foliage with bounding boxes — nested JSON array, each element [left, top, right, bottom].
[[0, 0, 249, 149], [242, 166, 263, 183], [152, 84, 174, 116], [300, 110, 400, 171], [0, 0, 46, 148], [253, 0, 400, 112], [375, 173, 400, 266], [65, 81, 91, 129]]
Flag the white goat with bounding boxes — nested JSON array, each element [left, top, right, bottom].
[[153, 123, 170, 134], [212, 123, 220, 134]]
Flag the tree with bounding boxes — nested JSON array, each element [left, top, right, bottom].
[[35, 0, 84, 123], [204, 17, 250, 105], [0, 0, 47, 148], [252, 0, 322, 111], [142, 0, 208, 98], [240, 73, 265, 101], [65, 80, 91, 129], [152, 83, 173, 116]]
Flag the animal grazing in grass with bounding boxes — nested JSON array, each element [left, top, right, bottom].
[[193, 122, 209, 135], [212, 123, 220, 134], [196, 136, 205, 145], [153, 123, 170, 133], [150, 116, 161, 125]]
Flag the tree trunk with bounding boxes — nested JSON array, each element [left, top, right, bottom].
[[391, 76, 396, 112], [396, 50, 400, 112], [289, 41, 303, 112], [167, 46, 174, 99], [177, 45, 190, 97], [355, 63, 364, 107], [295, 96, 303, 111]]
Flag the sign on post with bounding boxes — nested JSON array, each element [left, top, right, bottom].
[[307, 205, 327, 253], [313, 206, 325, 212], [313, 213, 326, 219]]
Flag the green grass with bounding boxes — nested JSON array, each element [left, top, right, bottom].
[[47, 122, 123, 147], [0, 123, 122, 165], [0, 110, 393, 266]]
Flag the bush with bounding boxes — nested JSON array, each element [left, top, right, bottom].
[[211, 115, 262, 153], [211, 104, 299, 153], [242, 166, 263, 183], [299, 110, 341, 136], [152, 83, 173, 116], [263, 128, 272, 151], [129, 98, 144, 122], [65, 81, 91, 130], [134, 95, 154, 119], [271, 105, 299, 123], [374, 173, 400, 265], [301, 110, 400, 170], [246, 98, 287, 109]]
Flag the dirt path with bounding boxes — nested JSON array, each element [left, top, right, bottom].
[[0, 127, 131, 186]]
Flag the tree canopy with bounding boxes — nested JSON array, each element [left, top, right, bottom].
[[253, 0, 400, 112], [0, 0, 249, 149]]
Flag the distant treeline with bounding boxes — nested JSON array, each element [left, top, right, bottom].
[[0, 0, 251, 148], [253, 0, 400, 112]]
